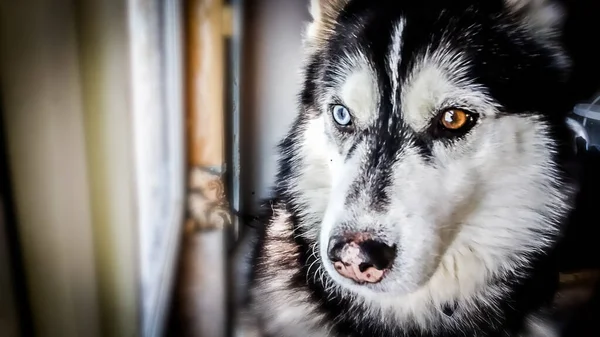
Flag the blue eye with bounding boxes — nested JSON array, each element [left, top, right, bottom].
[[332, 105, 352, 126]]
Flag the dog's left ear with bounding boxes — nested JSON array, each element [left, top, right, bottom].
[[507, 0, 600, 104], [306, 0, 349, 43], [504, 0, 566, 35]]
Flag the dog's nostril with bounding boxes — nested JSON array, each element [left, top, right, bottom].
[[360, 239, 397, 270], [358, 263, 373, 273], [327, 235, 346, 262]]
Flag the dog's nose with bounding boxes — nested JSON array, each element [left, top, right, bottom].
[[327, 234, 397, 284]]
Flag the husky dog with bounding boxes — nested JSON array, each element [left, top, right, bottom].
[[243, 0, 600, 336]]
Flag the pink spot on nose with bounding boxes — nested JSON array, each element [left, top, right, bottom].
[[340, 243, 363, 265]]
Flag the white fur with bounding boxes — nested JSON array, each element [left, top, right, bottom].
[[283, 117, 335, 240], [340, 64, 380, 126], [388, 19, 406, 109], [324, 50, 378, 115]]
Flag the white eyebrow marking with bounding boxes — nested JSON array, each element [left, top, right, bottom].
[[400, 48, 496, 132], [339, 60, 379, 125]]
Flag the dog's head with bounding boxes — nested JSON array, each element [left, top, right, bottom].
[[276, 0, 584, 302]]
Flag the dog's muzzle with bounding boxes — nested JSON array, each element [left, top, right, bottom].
[[327, 233, 397, 284]]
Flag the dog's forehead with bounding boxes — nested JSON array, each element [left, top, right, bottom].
[[331, 17, 483, 130], [322, 0, 567, 128]]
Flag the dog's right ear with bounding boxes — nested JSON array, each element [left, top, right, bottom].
[[306, 0, 349, 43]]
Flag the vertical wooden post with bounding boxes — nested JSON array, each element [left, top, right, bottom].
[[187, 0, 225, 169], [173, 0, 234, 336]]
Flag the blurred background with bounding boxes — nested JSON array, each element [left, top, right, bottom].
[[0, 1, 599, 337]]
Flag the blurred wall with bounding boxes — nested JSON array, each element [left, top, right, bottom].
[[240, 0, 311, 211], [0, 1, 103, 336]]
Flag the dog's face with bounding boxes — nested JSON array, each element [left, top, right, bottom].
[[278, 0, 575, 302]]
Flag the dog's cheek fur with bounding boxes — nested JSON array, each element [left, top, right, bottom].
[[279, 116, 339, 241], [388, 115, 572, 304]]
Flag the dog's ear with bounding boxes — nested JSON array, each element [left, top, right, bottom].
[[506, 0, 600, 105], [306, 0, 349, 43], [504, 0, 565, 34]]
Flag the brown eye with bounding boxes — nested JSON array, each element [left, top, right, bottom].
[[440, 109, 471, 130], [431, 108, 478, 140]]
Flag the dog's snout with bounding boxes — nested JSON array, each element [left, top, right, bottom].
[[327, 234, 397, 284]]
